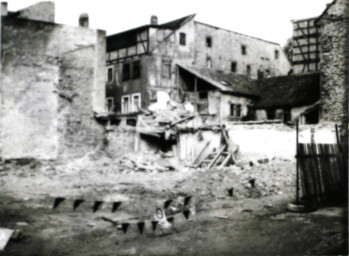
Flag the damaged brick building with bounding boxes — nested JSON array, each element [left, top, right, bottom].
[[105, 14, 291, 115], [0, 2, 106, 161]]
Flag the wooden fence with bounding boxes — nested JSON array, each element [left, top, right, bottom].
[[297, 143, 348, 207]]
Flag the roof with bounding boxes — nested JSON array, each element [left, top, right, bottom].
[[177, 64, 259, 98], [253, 73, 321, 108], [107, 14, 195, 52]]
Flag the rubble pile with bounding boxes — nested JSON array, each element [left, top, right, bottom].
[[175, 158, 296, 200]]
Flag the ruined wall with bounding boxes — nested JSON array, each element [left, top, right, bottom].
[[57, 47, 105, 160], [317, 0, 348, 142], [1, 16, 106, 160], [194, 22, 291, 79], [16, 1, 55, 23]]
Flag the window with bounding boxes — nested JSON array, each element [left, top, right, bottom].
[[266, 109, 275, 120], [199, 92, 208, 99], [131, 93, 141, 112], [206, 36, 212, 47], [230, 104, 242, 117], [246, 65, 251, 76], [121, 95, 130, 114], [275, 50, 279, 59], [179, 32, 186, 45], [107, 67, 113, 82], [283, 108, 291, 122], [131, 60, 141, 79], [122, 63, 130, 81], [161, 60, 171, 78], [231, 62, 237, 72], [241, 45, 247, 55], [106, 97, 114, 112], [206, 57, 212, 68]]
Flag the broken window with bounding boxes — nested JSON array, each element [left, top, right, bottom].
[[231, 62, 237, 72], [107, 67, 113, 82], [106, 97, 114, 112], [206, 36, 212, 47], [304, 110, 319, 124], [275, 50, 279, 59], [246, 65, 251, 76], [206, 57, 212, 68], [179, 32, 186, 45], [131, 93, 141, 112], [121, 95, 130, 114], [241, 45, 247, 55], [131, 60, 141, 79], [161, 60, 171, 78], [122, 63, 131, 81], [266, 109, 275, 120]]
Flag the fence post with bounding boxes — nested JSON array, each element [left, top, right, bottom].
[[296, 120, 299, 204]]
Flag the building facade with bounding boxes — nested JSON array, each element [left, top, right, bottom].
[[106, 15, 291, 115]]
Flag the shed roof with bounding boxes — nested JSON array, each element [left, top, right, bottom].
[[253, 72, 321, 108], [177, 64, 259, 98]]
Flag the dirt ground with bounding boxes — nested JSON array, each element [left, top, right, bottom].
[[0, 153, 347, 256]]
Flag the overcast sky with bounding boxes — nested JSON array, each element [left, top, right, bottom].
[[8, 0, 332, 46]]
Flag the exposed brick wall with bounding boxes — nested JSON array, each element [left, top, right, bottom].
[[317, 0, 349, 142]]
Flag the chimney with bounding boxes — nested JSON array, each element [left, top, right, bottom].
[[1, 2, 8, 16], [79, 13, 89, 28], [150, 15, 158, 25]]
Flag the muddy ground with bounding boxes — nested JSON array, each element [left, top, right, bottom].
[[0, 153, 347, 256]]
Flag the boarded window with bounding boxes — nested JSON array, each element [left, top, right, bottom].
[[231, 62, 237, 72], [161, 60, 171, 78], [206, 36, 212, 47], [122, 63, 130, 81], [179, 32, 186, 45], [241, 45, 247, 55], [132, 60, 141, 79]]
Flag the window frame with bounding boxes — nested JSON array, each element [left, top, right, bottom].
[[131, 93, 141, 112], [231, 61, 237, 73], [122, 63, 131, 81], [161, 59, 172, 78], [107, 66, 114, 83], [241, 45, 247, 55], [121, 95, 130, 114], [206, 36, 212, 47], [179, 32, 186, 46], [131, 60, 141, 79], [106, 97, 114, 112]]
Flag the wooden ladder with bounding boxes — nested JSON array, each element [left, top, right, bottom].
[[196, 145, 231, 169]]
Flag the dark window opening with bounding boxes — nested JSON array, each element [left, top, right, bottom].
[[265, 69, 270, 77], [179, 32, 186, 45], [131, 60, 141, 79], [275, 50, 279, 59], [230, 104, 242, 117], [267, 109, 276, 120], [231, 62, 237, 72], [110, 119, 121, 125], [304, 110, 319, 124], [122, 63, 131, 81], [241, 45, 247, 55], [257, 69, 264, 79], [199, 92, 208, 99], [283, 108, 291, 122], [126, 118, 136, 126], [206, 36, 212, 47], [107, 67, 113, 82], [246, 65, 251, 76]]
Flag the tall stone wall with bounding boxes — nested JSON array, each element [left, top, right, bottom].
[[318, 0, 349, 142], [1, 16, 106, 160]]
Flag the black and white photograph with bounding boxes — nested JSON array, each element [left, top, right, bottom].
[[0, 0, 348, 255]]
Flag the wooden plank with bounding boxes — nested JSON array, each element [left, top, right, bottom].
[[207, 145, 226, 169], [318, 144, 330, 202], [298, 144, 311, 203], [306, 143, 317, 205], [0, 228, 14, 251], [219, 154, 231, 168], [191, 141, 210, 166]]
